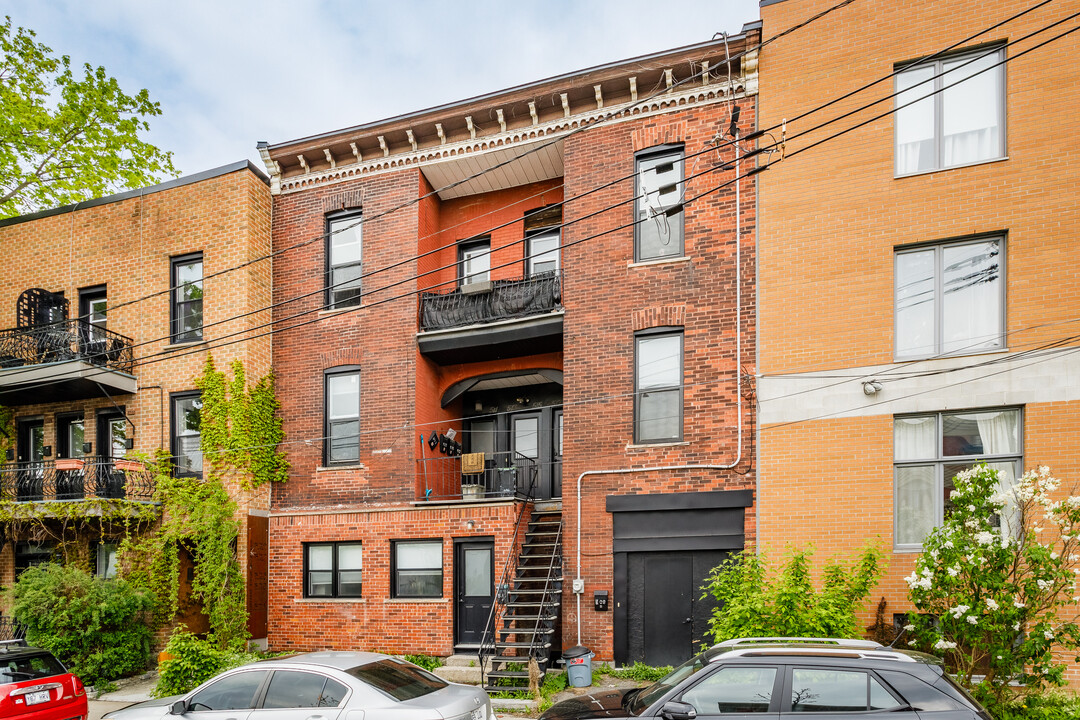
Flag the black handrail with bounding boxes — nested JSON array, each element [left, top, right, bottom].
[[0, 320, 134, 372], [0, 456, 155, 502], [478, 465, 538, 688]]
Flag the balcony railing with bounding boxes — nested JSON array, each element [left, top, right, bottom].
[[419, 271, 561, 332], [0, 321, 134, 372], [416, 451, 538, 501], [0, 457, 155, 502]]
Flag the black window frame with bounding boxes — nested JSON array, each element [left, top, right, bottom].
[[170, 390, 203, 478], [324, 366, 361, 466], [303, 541, 363, 599], [457, 237, 491, 287], [391, 539, 443, 599], [170, 252, 203, 344], [325, 211, 363, 309], [634, 144, 685, 263], [633, 327, 684, 444]]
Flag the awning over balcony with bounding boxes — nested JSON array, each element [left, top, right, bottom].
[[0, 361, 137, 405]]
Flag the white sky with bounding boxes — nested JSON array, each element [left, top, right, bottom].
[[3, 0, 761, 178]]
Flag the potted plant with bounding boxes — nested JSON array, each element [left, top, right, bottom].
[[114, 458, 144, 472], [54, 458, 84, 471]]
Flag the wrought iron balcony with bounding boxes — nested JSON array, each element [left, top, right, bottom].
[[0, 456, 155, 503], [0, 321, 136, 404], [417, 272, 563, 364], [416, 451, 538, 501]]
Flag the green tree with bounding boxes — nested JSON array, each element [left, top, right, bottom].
[[0, 16, 177, 217], [702, 544, 884, 644], [905, 464, 1080, 710]]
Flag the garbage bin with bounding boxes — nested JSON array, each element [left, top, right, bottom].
[[563, 645, 594, 687]]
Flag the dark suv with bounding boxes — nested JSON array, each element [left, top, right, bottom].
[[0, 640, 87, 720], [539, 638, 992, 720]]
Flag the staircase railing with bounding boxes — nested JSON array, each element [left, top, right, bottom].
[[527, 519, 563, 665], [478, 464, 537, 688]]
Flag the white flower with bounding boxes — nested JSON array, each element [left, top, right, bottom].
[[1013, 622, 1021, 631], [904, 624, 916, 632], [934, 640, 958, 651], [974, 531, 995, 546], [1044, 630, 1054, 640], [1014, 600, 1026, 608], [966, 616, 979, 625], [1034, 526, 1045, 534], [947, 566, 960, 577], [943, 540, 954, 549], [968, 504, 977, 512], [1051, 552, 1059, 560], [965, 519, 979, 529], [907, 640, 916, 646], [949, 605, 970, 619], [1037, 579, 1050, 590], [985, 599, 999, 611]]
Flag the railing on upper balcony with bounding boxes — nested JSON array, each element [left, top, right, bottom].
[[418, 271, 562, 332], [0, 456, 155, 502], [0, 321, 134, 372], [416, 451, 538, 501]]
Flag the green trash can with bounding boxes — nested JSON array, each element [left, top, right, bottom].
[[563, 645, 594, 687]]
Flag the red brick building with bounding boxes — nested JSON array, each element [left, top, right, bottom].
[[261, 27, 759, 683], [0, 161, 273, 641]]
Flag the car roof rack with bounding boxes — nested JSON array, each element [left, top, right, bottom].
[[718, 637, 885, 650], [0, 639, 29, 651]]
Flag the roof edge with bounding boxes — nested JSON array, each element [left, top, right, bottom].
[[0, 160, 270, 229]]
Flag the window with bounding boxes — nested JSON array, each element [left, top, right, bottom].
[[171, 253, 203, 343], [172, 392, 202, 477], [681, 666, 777, 714], [458, 239, 490, 285], [895, 46, 1005, 175], [78, 286, 107, 343], [790, 668, 901, 712], [304, 542, 362, 598], [634, 329, 683, 443], [96, 543, 118, 579], [525, 205, 562, 276], [635, 146, 684, 261], [392, 540, 443, 598], [326, 213, 363, 308], [262, 671, 347, 709], [894, 408, 1021, 549], [188, 670, 268, 711], [895, 236, 1003, 359], [325, 368, 360, 465]]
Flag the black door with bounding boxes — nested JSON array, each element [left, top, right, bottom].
[[626, 550, 728, 666], [16, 419, 44, 501], [55, 414, 85, 499], [455, 539, 494, 646], [96, 411, 127, 498]]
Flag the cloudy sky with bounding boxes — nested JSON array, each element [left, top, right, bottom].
[[3, 0, 761, 178]]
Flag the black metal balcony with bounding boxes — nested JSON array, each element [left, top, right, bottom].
[[0, 456, 155, 503], [417, 272, 563, 364], [416, 451, 538, 501], [0, 321, 136, 404]]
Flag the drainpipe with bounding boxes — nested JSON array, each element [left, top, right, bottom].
[[572, 129, 745, 647]]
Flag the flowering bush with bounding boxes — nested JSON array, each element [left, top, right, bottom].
[[905, 464, 1080, 707]]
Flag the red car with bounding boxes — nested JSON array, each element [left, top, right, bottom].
[[0, 640, 86, 720]]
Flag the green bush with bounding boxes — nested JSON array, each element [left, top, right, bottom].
[[600, 662, 672, 683], [154, 629, 263, 697], [401, 654, 441, 672], [10, 563, 156, 684], [702, 544, 884, 644], [538, 670, 568, 712], [994, 691, 1080, 720]]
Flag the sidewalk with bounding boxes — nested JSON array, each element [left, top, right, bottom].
[[88, 673, 159, 720]]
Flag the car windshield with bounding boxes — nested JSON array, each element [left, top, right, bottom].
[[0, 653, 66, 682], [346, 659, 446, 702], [626, 654, 708, 714]]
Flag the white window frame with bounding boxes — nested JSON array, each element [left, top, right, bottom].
[[634, 146, 685, 262], [894, 235, 1005, 360], [634, 328, 684, 444], [894, 45, 1006, 176]]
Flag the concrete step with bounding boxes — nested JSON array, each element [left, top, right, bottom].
[[433, 663, 484, 685], [441, 653, 486, 668]]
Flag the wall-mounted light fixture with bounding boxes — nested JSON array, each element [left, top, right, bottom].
[[465, 520, 476, 531], [862, 380, 883, 396]]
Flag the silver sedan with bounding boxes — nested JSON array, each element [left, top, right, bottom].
[[103, 652, 494, 720]]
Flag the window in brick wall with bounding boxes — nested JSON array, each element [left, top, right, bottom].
[[634, 145, 684, 262], [634, 328, 683, 444], [171, 391, 202, 477], [324, 367, 360, 465], [392, 540, 443, 598], [458, 238, 490, 286], [170, 253, 203, 343], [304, 542, 362, 598], [894, 407, 1021, 550], [524, 205, 562, 276], [326, 212, 363, 309], [895, 235, 1004, 359], [895, 45, 1005, 176]]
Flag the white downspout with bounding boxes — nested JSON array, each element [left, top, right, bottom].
[[573, 130, 744, 647]]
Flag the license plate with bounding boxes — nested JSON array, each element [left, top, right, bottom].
[[471, 707, 484, 720], [25, 690, 51, 705]]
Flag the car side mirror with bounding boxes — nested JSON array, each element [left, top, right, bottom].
[[169, 700, 188, 715], [660, 701, 697, 720]]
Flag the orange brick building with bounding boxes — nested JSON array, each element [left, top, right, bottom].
[[261, 27, 759, 683], [0, 161, 273, 641], [756, 0, 1080, 681]]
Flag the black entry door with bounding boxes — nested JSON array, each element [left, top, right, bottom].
[[96, 411, 127, 498], [16, 419, 45, 501], [626, 550, 728, 666], [455, 540, 494, 646]]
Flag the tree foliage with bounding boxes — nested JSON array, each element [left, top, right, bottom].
[[702, 544, 885, 644], [0, 16, 177, 217], [905, 464, 1080, 709]]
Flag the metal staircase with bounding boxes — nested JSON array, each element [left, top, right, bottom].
[[479, 509, 563, 693]]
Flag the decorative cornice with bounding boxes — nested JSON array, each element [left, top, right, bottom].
[[276, 78, 754, 195]]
